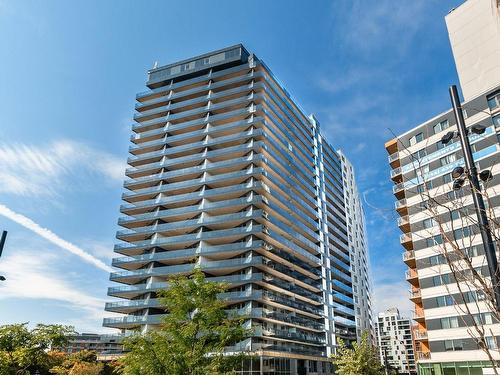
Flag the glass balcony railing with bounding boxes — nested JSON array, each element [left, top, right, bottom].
[[105, 298, 160, 311], [120, 181, 262, 213], [253, 343, 325, 357], [124, 154, 263, 188], [116, 210, 261, 239], [400, 233, 412, 243], [114, 225, 262, 253], [112, 240, 263, 268], [390, 167, 402, 178], [110, 263, 195, 281], [122, 168, 263, 200], [388, 152, 399, 163], [262, 291, 323, 316], [102, 314, 165, 327], [395, 199, 407, 210], [332, 303, 355, 317], [258, 327, 325, 344], [263, 275, 323, 303], [402, 250, 415, 262], [331, 291, 354, 306], [262, 259, 321, 290], [125, 140, 261, 176], [333, 315, 356, 327]]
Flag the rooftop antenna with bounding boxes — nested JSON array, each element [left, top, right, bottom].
[[153, 61, 158, 69]]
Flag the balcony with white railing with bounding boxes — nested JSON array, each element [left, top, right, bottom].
[[390, 167, 402, 180], [411, 310, 425, 322], [402, 250, 415, 266], [400, 233, 413, 250], [388, 151, 399, 164], [414, 330, 428, 340], [417, 351, 431, 360], [395, 198, 407, 212], [405, 268, 418, 281], [409, 289, 421, 302]]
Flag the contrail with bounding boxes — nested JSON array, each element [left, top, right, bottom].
[[0, 203, 113, 273]]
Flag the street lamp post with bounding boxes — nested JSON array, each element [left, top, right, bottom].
[[448, 85, 500, 311], [0, 230, 7, 281]]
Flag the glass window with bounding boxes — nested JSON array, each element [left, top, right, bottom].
[[450, 210, 460, 220], [410, 132, 424, 146], [493, 115, 500, 127], [434, 120, 450, 134], [423, 218, 435, 229], [440, 154, 456, 166], [437, 295, 453, 307], [443, 173, 453, 184], [433, 234, 443, 245], [444, 340, 454, 351], [430, 255, 443, 266], [412, 148, 427, 160], [433, 275, 442, 286], [483, 313, 493, 325], [486, 336, 497, 350], [465, 246, 479, 258], [487, 92, 500, 110], [449, 316, 459, 328]]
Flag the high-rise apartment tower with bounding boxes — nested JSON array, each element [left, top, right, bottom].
[[103, 44, 371, 375], [386, 1, 500, 374], [376, 308, 417, 375]]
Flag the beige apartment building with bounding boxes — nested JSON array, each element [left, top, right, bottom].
[[386, 1, 500, 374]]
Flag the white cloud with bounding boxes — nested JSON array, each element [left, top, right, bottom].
[[0, 203, 113, 272], [373, 281, 413, 318], [0, 250, 105, 317], [330, 1, 427, 57], [0, 139, 125, 197]]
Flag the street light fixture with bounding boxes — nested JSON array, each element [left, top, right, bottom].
[[452, 166, 465, 179], [470, 124, 486, 135], [441, 131, 455, 145], [479, 170, 493, 182], [448, 85, 500, 311], [453, 178, 465, 191]]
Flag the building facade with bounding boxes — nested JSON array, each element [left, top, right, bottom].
[[385, 86, 500, 374], [376, 308, 417, 375], [445, 0, 500, 101], [386, 1, 500, 374], [60, 333, 123, 357], [103, 44, 371, 375], [338, 151, 374, 340]]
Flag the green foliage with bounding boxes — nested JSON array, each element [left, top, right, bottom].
[[331, 332, 385, 375], [49, 350, 104, 375], [121, 268, 250, 375], [0, 323, 75, 375]]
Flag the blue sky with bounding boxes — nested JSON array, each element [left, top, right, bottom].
[[0, 0, 461, 332]]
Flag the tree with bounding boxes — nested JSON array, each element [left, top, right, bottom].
[[331, 332, 385, 375], [49, 350, 104, 375], [0, 323, 75, 375], [121, 268, 250, 375]]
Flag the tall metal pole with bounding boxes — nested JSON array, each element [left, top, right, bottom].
[[449, 85, 500, 311], [0, 231, 6, 281], [0, 231, 7, 258]]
